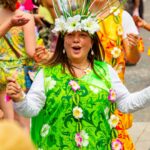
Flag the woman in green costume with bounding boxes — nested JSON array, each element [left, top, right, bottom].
[[6, 1, 150, 150]]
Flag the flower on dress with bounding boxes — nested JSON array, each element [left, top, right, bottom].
[[69, 80, 80, 92], [109, 114, 119, 128], [75, 130, 89, 147], [46, 77, 56, 90], [112, 139, 123, 150], [110, 7, 120, 16], [40, 124, 50, 137], [89, 86, 99, 94], [111, 47, 121, 58], [117, 26, 123, 36], [73, 106, 83, 119], [108, 89, 117, 102]]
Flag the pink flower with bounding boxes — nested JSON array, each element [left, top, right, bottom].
[[69, 80, 80, 92], [75, 130, 89, 147], [75, 133, 82, 147], [108, 89, 116, 102], [112, 139, 123, 150]]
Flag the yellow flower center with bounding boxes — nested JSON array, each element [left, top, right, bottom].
[[74, 110, 80, 117]]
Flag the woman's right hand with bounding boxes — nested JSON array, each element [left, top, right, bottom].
[[6, 77, 24, 102]]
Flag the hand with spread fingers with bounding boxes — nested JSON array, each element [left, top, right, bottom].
[[34, 46, 53, 64]]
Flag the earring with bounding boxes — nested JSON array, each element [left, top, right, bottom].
[[91, 49, 94, 55], [63, 49, 65, 54]]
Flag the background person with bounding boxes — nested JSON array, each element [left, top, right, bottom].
[[0, 0, 36, 131]]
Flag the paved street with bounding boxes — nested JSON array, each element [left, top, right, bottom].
[[124, 0, 150, 149]]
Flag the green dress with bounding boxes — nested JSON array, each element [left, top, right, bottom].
[[31, 61, 119, 150]]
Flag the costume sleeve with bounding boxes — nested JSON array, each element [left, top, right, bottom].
[[122, 10, 139, 39], [13, 69, 46, 117], [108, 65, 150, 113]]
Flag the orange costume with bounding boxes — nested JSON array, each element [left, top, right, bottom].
[[97, 9, 135, 150]]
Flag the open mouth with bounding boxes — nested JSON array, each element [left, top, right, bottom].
[[72, 46, 81, 51]]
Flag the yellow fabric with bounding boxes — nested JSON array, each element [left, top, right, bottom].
[[38, 5, 54, 24], [97, 10, 135, 150], [97, 10, 125, 82], [0, 27, 34, 91], [0, 120, 35, 150]]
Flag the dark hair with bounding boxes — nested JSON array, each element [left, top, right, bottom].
[[47, 33, 105, 77], [0, 0, 17, 11]]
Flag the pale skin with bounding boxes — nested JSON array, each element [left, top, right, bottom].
[[6, 31, 93, 102], [0, 6, 36, 121]]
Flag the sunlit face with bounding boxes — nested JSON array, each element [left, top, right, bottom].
[[64, 31, 93, 63]]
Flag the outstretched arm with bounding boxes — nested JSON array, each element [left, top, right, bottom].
[[108, 65, 150, 113]]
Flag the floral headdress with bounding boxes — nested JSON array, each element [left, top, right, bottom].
[[52, 0, 127, 35]]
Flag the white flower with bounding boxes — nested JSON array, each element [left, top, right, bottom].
[[66, 15, 81, 33], [80, 130, 89, 147], [73, 106, 83, 119], [110, 7, 120, 16], [52, 16, 66, 33], [89, 86, 99, 94], [45, 77, 56, 90], [111, 47, 121, 58], [40, 124, 50, 137], [109, 114, 119, 128], [81, 17, 100, 34], [38, 148, 43, 150]]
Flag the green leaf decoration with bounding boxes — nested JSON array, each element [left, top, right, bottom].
[[113, 16, 120, 24], [111, 128, 118, 139], [116, 37, 121, 46], [64, 113, 73, 128], [112, 58, 117, 67], [110, 103, 117, 113], [77, 121, 82, 132]]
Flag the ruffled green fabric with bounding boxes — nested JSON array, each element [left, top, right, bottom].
[[31, 60, 114, 150]]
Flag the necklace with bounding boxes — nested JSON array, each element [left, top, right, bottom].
[[71, 63, 91, 74]]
